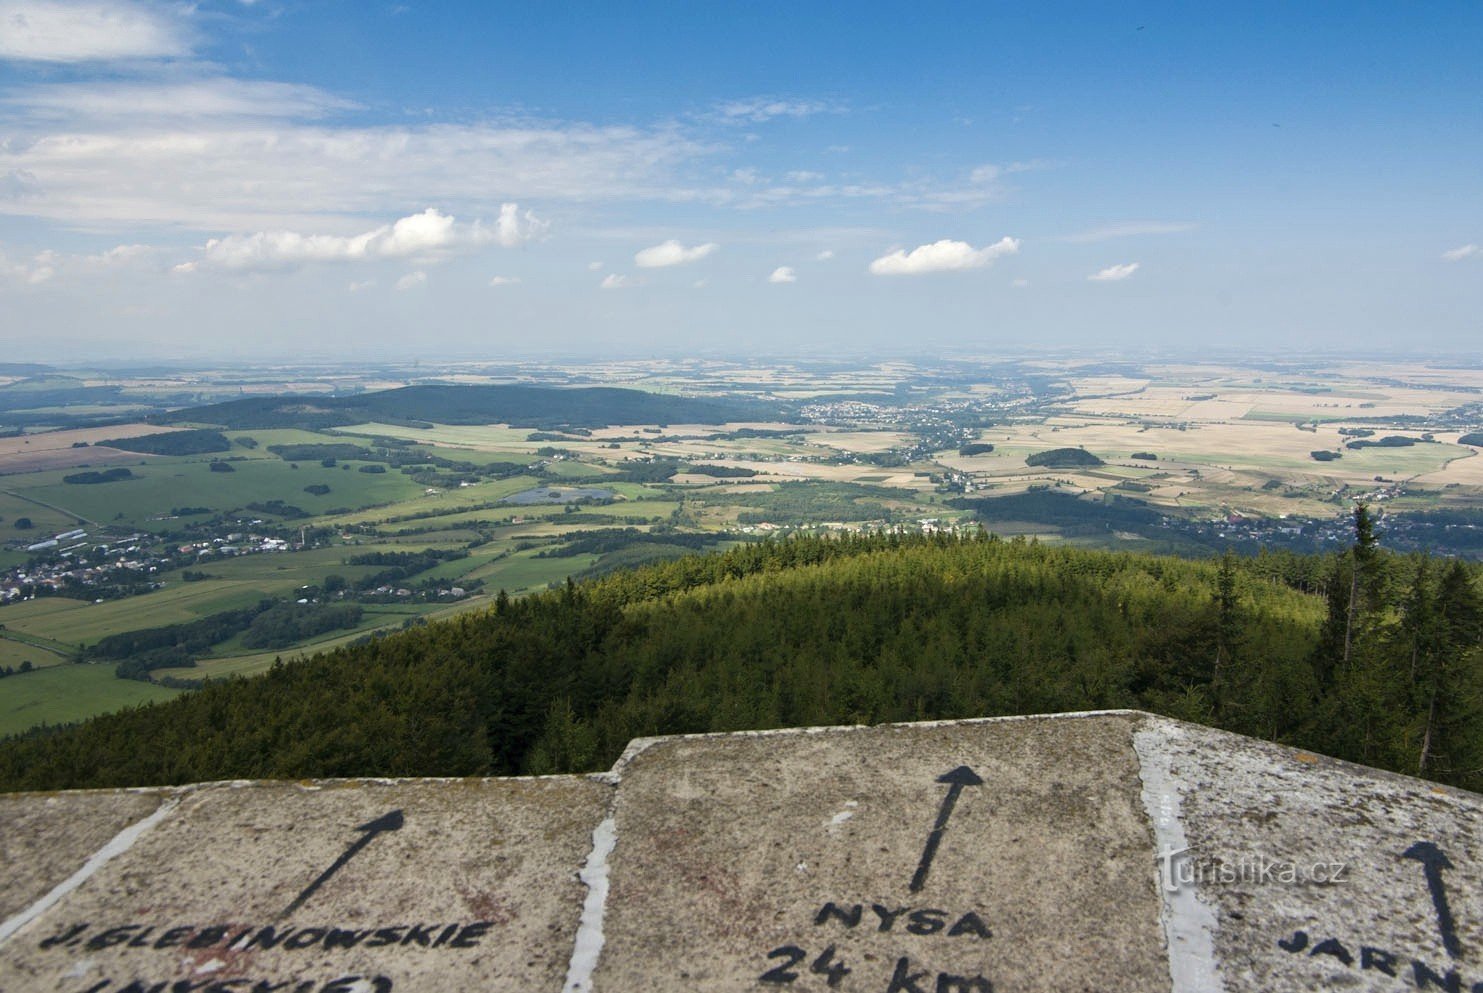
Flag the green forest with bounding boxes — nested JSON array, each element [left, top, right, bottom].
[[162, 384, 782, 430], [1, 508, 1479, 793]]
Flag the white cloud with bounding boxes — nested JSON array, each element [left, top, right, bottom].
[[768, 266, 796, 284], [0, 108, 711, 230], [816, 249, 835, 261], [1442, 244, 1479, 262], [188, 206, 541, 272], [488, 275, 520, 286], [0, 1, 188, 63], [394, 270, 425, 291], [587, 261, 604, 271], [634, 239, 717, 268], [7, 79, 357, 123], [1, 240, 153, 284], [715, 98, 837, 123], [868, 237, 1019, 276], [1061, 222, 1195, 243], [600, 273, 630, 290], [1011, 278, 1029, 288], [347, 279, 374, 293], [1089, 262, 1141, 282], [492, 202, 547, 247]]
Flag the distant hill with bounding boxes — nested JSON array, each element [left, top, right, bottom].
[[157, 384, 785, 430], [2, 531, 1477, 794], [0, 376, 126, 413]]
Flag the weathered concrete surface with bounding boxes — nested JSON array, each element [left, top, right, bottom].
[[0, 788, 168, 923], [1137, 718, 1483, 993], [0, 776, 609, 993], [1, 712, 1480, 993], [596, 714, 1169, 993]]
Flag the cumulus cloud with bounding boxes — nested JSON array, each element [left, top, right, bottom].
[[488, 275, 520, 286], [1089, 262, 1140, 281], [768, 266, 796, 284], [634, 239, 717, 268], [868, 237, 1019, 276], [0, 1, 188, 63], [816, 249, 835, 261], [187, 206, 543, 272], [394, 271, 426, 291], [1442, 244, 1479, 262], [600, 273, 630, 290]]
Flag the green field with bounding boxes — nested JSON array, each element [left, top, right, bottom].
[[6, 458, 429, 530], [152, 595, 495, 682], [0, 662, 181, 737], [0, 633, 72, 671]]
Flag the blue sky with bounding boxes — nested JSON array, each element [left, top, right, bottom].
[[0, 1, 1479, 361]]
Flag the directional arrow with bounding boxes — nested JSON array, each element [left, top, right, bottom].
[[909, 766, 983, 893], [1402, 841, 1461, 960], [280, 809, 404, 919]]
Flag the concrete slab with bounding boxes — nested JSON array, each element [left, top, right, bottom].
[[2, 712, 1480, 992], [0, 776, 610, 993], [1136, 717, 1483, 992], [593, 713, 1170, 993], [0, 789, 169, 923]]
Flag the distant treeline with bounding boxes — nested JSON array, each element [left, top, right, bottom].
[[89, 600, 366, 678], [952, 491, 1162, 538], [97, 430, 231, 456], [1346, 435, 1423, 450], [534, 528, 729, 558], [158, 384, 784, 431], [1025, 447, 1104, 467], [345, 548, 469, 590], [63, 467, 133, 485]]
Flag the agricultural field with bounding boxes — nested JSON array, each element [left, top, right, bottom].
[[0, 662, 181, 738], [3, 354, 1483, 736]]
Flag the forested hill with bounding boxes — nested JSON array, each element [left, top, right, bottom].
[[157, 384, 783, 430], [1, 530, 1479, 793]]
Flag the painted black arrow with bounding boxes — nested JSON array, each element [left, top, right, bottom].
[[1403, 841, 1461, 959], [280, 809, 404, 919], [909, 765, 983, 893]]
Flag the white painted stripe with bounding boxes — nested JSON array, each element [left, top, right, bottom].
[[1134, 724, 1224, 993], [562, 815, 618, 993], [0, 797, 180, 947]]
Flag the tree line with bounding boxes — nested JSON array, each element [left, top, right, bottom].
[[0, 519, 1477, 792]]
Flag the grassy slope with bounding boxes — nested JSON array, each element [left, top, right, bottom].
[[0, 663, 180, 738]]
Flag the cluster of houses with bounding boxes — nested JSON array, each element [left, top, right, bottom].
[[1, 528, 301, 604]]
